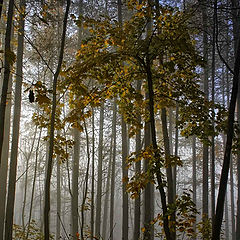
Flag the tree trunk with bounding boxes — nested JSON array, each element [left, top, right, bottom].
[[71, 129, 80, 239], [173, 105, 179, 199], [109, 99, 117, 240], [230, 156, 236, 240], [26, 129, 42, 239], [211, 0, 217, 228], [231, 0, 240, 238], [56, 154, 61, 240], [121, 116, 129, 240], [192, 136, 197, 239], [0, 0, 14, 168], [102, 145, 112, 240], [133, 80, 142, 240], [145, 53, 172, 240], [161, 108, 175, 240], [44, 1, 70, 238], [81, 121, 91, 240], [212, 22, 240, 240], [95, 103, 104, 239], [224, 191, 229, 240], [4, 1, 24, 238], [91, 108, 95, 240], [200, 0, 209, 230], [0, 14, 13, 235], [0, 77, 12, 240]]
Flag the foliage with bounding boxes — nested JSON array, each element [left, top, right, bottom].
[[60, 0, 226, 146], [126, 145, 182, 198], [197, 215, 212, 240], [12, 220, 54, 239], [152, 191, 198, 239]]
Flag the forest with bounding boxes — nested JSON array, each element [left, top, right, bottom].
[[0, 0, 239, 239]]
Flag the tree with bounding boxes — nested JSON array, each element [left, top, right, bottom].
[[95, 103, 104, 239], [64, 1, 207, 239], [4, 1, 25, 238], [0, 0, 14, 168], [212, 20, 240, 240], [44, 1, 70, 238]]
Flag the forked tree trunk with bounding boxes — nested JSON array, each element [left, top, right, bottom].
[[144, 53, 172, 240]]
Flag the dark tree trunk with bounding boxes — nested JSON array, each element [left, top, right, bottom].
[[0, 0, 14, 168], [212, 26, 240, 240], [4, 1, 24, 238]]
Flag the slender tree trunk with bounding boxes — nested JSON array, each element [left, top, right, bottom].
[[95, 103, 104, 239], [26, 129, 42, 239], [133, 80, 142, 240], [110, 99, 117, 240], [145, 53, 172, 240], [224, 191, 229, 240], [192, 136, 197, 239], [0, 0, 14, 168], [102, 145, 112, 240], [231, 0, 240, 237], [122, 116, 129, 240], [91, 108, 95, 240], [81, 121, 91, 240], [22, 152, 30, 228], [212, 22, 240, 240], [71, 1, 82, 238], [56, 155, 61, 240], [44, 1, 70, 238], [211, 0, 217, 228], [0, 26, 13, 238], [199, 0, 209, 232], [161, 108, 175, 240], [4, 1, 24, 238], [230, 156, 236, 240], [144, 3, 155, 240], [71, 129, 80, 239], [0, 78, 11, 240], [173, 105, 179, 199]]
